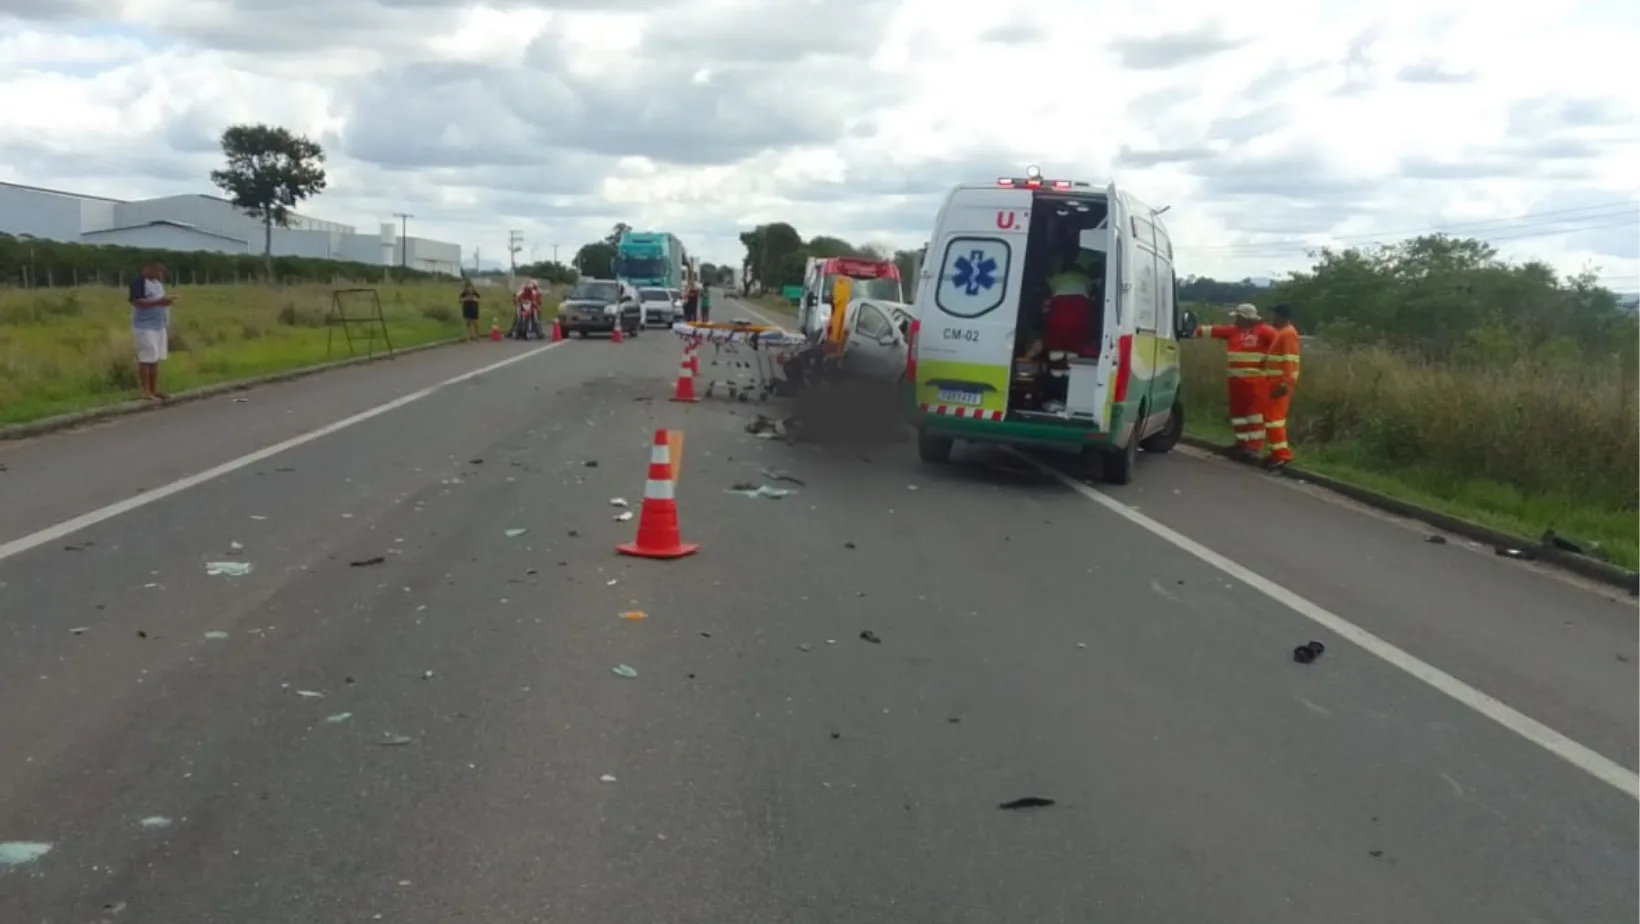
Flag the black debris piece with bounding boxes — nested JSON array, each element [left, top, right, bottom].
[[1292, 640, 1326, 664], [860, 630, 882, 644], [469, 458, 484, 465], [350, 556, 386, 567], [761, 469, 806, 487], [584, 460, 599, 467], [1542, 530, 1586, 555], [830, 732, 841, 739], [998, 797, 1056, 810], [1424, 534, 1447, 545], [844, 541, 857, 550]]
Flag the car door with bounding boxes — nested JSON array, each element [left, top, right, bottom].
[[842, 300, 905, 382]]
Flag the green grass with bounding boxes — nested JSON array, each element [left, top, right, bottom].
[[747, 294, 798, 318], [0, 281, 562, 426], [1180, 341, 1638, 570]]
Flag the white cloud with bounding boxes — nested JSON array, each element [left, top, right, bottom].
[[0, 0, 1634, 285]]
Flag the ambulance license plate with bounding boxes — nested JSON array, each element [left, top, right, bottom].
[[937, 387, 982, 406]]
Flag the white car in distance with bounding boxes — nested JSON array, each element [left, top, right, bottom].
[[640, 287, 678, 327]]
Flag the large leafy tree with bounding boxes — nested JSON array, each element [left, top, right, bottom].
[[208, 123, 328, 276], [604, 223, 633, 246], [574, 241, 617, 276]]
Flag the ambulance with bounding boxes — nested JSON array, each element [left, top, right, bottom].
[[903, 168, 1196, 484]]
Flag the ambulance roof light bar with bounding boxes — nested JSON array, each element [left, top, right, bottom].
[[996, 175, 1079, 190]]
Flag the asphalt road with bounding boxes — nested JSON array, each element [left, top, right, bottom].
[[1, 303, 1635, 923]]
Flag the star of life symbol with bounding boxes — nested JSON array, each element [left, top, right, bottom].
[[951, 249, 997, 297]]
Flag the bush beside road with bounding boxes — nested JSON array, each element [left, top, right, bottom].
[[1181, 342, 1638, 570], [0, 281, 561, 426]]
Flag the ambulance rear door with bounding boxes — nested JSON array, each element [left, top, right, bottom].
[[912, 185, 1032, 420]]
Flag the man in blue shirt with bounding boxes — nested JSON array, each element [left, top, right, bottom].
[[127, 260, 173, 400]]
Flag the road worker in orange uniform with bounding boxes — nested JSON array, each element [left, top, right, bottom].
[[1194, 303, 1276, 457], [1262, 303, 1301, 468]]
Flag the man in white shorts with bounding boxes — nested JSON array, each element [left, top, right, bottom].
[[127, 260, 173, 400]]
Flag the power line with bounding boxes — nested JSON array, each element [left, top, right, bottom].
[[1201, 201, 1639, 255]]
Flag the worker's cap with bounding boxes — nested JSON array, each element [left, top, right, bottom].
[[1230, 303, 1260, 320]]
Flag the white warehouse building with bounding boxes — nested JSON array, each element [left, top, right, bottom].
[[0, 180, 464, 275]]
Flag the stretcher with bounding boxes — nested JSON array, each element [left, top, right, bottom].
[[671, 320, 806, 402]]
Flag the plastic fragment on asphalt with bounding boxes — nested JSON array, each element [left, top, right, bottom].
[[324, 712, 353, 724], [614, 511, 634, 521], [349, 556, 385, 567], [612, 664, 638, 678], [600, 774, 618, 782], [620, 611, 647, 621], [70, 626, 89, 635], [609, 497, 629, 507], [1425, 534, 1448, 544], [296, 690, 325, 698], [760, 469, 806, 486], [203, 631, 229, 640], [138, 816, 172, 830], [505, 528, 528, 538], [1292, 640, 1327, 664], [205, 561, 253, 577], [727, 485, 793, 499], [379, 734, 415, 746], [859, 630, 881, 644], [998, 797, 1056, 810], [0, 842, 51, 866]]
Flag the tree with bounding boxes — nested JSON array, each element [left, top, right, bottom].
[[604, 223, 633, 246], [208, 123, 328, 277], [574, 241, 617, 277], [739, 222, 802, 290], [515, 260, 579, 285]]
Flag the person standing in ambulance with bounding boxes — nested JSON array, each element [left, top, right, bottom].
[[1037, 252, 1100, 402], [1262, 303, 1301, 469], [1194, 304, 1276, 458]]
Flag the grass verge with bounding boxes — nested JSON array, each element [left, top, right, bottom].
[[0, 281, 562, 426], [1180, 342, 1638, 570]]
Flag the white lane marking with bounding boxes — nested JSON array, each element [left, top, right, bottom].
[[0, 341, 567, 564], [1019, 452, 1640, 801]]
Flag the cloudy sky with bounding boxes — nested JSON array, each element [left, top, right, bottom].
[[1, 0, 1636, 286]]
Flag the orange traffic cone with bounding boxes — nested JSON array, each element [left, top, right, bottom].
[[611, 324, 624, 344], [686, 343, 700, 374], [489, 319, 501, 342], [550, 318, 563, 342], [670, 351, 698, 403], [616, 429, 699, 560]]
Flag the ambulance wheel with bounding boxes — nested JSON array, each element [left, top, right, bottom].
[[1140, 399, 1184, 454], [917, 430, 954, 464], [1101, 430, 1140, 485]]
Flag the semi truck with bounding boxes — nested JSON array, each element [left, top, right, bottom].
[[614, 231, 689, 290]]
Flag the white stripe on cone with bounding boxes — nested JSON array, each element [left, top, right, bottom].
[[644, 477, 675, 500], [650, 445, 670, 465]]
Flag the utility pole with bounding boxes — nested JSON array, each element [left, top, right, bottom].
[[472, 247, 480, 273], [507, 230, 524, 275], [551, 243, 560, 264], [393, 212, 414, 268]]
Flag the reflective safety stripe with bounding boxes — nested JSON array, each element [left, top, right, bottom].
[[1229, 416, 1250, 425], [1227, 351, 1264, 363], [1266, 354, 1301, 362], [1228, 368, 1265, 378], [1265, 418, 1286, 429], [643, 477, 675, 501], [1268, 441, 1290, 450], [1247, 414, 1264, 423], [650, 445, 670, 465]]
